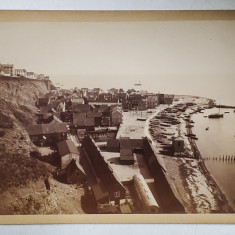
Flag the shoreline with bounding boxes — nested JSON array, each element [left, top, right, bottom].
[[145, 96, 233, 213]]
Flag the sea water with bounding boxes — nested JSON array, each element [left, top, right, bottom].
[[191, 108, 235, 210]]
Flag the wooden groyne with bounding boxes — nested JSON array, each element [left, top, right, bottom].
[[205, 155, 235, 162]]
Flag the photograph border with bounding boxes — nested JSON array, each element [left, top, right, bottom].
[[0, 10, 235, 224]]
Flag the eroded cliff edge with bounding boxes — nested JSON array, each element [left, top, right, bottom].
[[0, 77, 84, 215]]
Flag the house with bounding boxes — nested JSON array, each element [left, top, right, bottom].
[[73, 113, 95, 129], [15, 69, 27, 77], [57, 139, 80, 169], [172, 137, 184, 153], [0, 64, 14, 76], [111, 107, 123, 126], [122, 100, 131, 111], [101, 116, 111, 127], [119, 137, 134, 165], [72, 104, 91, 113], [117, 92, 128, 102], [37, 97, 50, 107], [37, 74, 45, 80], [27, 123, 67, 145], [82, 135, 126, 203], [164, 94, 174, 105], [86, 111, 102, 126], [98, 93, 113, 102], [66, 159, 86, 184], [85, 91, 99, 102], [158, 94, 174, 105], [138, 99, 147, 111], [26, 72, 35, 79], [147, 94, 158, 109]]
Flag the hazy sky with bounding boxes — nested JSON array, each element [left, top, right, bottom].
[[0, 20, 235, 103]]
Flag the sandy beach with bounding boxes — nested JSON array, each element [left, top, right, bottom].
[[118, 95, 232, 213]]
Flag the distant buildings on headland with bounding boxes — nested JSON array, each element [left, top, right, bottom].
[[54, 87, 174, 111], [0, 63, 49, 80]]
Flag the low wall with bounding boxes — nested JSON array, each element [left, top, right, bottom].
[[143, 138, 185, 213]]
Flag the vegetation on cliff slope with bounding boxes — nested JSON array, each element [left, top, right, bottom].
[[0, 78, 85, 215]]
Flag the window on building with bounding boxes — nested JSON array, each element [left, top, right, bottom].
[[114, 191, 120, 198]]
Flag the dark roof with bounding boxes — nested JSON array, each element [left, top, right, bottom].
[[85, 117, 95, 127], [57, 140, 79, 157], [27, 123, 67, 135], [120, 137, 132, 149], [92, 184, 109, 202], [73, 113, 95, 127], [73, 113, 87, 125], [86, 111, 102, 118], [72, 104, 90, 112], [107, 139, 120, 148], [27, 124, 43, 136]]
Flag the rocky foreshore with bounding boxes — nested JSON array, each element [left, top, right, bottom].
[[146, 95, 233, 213]]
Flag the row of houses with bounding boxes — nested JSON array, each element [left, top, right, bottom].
[[0, 63, 49, 80]]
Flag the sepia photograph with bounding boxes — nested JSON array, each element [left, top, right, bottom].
[[0, 10, 235, 223]]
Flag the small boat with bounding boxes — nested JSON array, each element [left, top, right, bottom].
[[137, 118, 146, 121], [208, 113, 223, 118], [205, 127, 209, 130]]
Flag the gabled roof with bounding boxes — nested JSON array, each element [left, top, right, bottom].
[[27, 124, 43, 136], [57, 140, 79, 157], [27, 123, 67, 136], [86, 111, 102, 118]]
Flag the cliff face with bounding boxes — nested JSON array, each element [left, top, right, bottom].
[[0, 77, 84, 215], [0, 77, 49, 124]]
